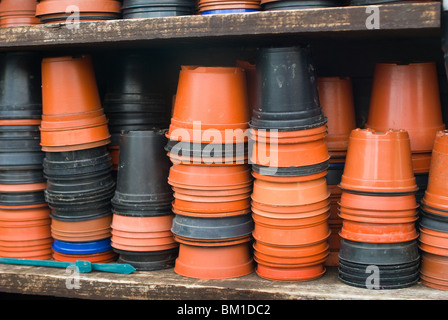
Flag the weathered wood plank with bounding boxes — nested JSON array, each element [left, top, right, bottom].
[[0, 2, 440, 50], [0, 265, 445, 300]]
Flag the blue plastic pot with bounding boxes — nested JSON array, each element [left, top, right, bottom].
[[52, 238, 112, 255]]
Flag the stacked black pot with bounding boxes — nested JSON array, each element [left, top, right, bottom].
[[260, 0, 342, 11], [121, 0, 196, 18], [110, 130, 178, 271], [103, 53, 171, 175], [0, 52, 53, 260]]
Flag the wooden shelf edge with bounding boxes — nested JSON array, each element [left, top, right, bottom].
[[0, 264, 445, 300], [0, 2, 440, 50]]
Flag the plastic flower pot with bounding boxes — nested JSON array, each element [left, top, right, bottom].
[[111, 130, 173, 216], [338, 238, 420, 266], [168, 163, 252, 189], [252, 169, 327, 184], [198, 0, 261, 12], [339, 219, 419, 243], [339, 192, 418, 212], [171, 185, 252, 197], [419, 228, 448, 252], [261, 0, 339, 10], [0, 204, 49, 222], [252, 209, 330, 228], [53, 250, 117, 263], [251, 177, 330, 207], [167, 66, 250, 145], [174, 241, 254, 279], [51, 238, 112, 255], [115, 247, 178, 271], [318, 77, 356, 151], [420, 252, 448, 284], [253, 239, 328, 257], [40, 55, 110, 152], [50, 215, 112, 242], [253, 249, 329, 266], [340, 128, 417, 195], [412, 152, 432, 174], [111, 213, 174, 233], [338, 209, 418, 224], [122, 0, 196, 18], [0, 0, 40, 27], [0, 52, 42, 119], [250, 45, 327, 131], [172, 206, 250, 218], [365, 62, 445, 153], [0, 190, 45, 207], [173, 192, 251, 214], [252, 219, 330, 247], [49, 202, 112, 222], [35, 0, 122, 23], [171, 213, 254, 240], [0, 223, 51, 241], [255, 262, 326, 282], [111, 233, 177, 248], [421, 130, 448, 211]]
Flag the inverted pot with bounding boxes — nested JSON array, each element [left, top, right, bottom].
[[115, 247, 179, 271], [255, 262, 326, 282]]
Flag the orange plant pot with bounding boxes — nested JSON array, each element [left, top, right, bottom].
[[0, 205, 50, 222], [111, 241, 179, 252], [340, 128, 417, 194], [173, 192, 251, 213], [252, 209, 330, 228], [171, 185, 252, 197], [0, 248, 52, 259], [51, 215, 112, 241], [252, 220, 330, 247], [412, 152, 432, 174], [168, 163, 252, 189], [339, 206, 418, 219], [339, 191, 418, 212], [422, 130, 448, 210], [338, 210, 418, 224], [253, 240, 329, 258], [318, 77, 356, 151], [249, 136, 329, 168], [339, 220, 419, 243], [0, 218, 50, 228], [174, 241, 254, 279], [365, 62, 445, 153], [172, 205, 250, 218], [420, 252, 448, 287], [419, 227, 448, 250], [52, 250, 117, 263], [255, 262, 326, 282], [0, 182, 47, 193], [167, 66, 250, 145], [111, 214, 174, 233], [0, 238, 53, 248], [250, 124, 328, 144], [253, 249, 328, 266], [251, 170, 327, 183], [0, 224, 51, 241], [111, 233, 176, 248], [251, 199, 330, 214], [0, 16, 40, 27], [251, 177, 330, 207]]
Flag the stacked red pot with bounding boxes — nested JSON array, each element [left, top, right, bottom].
[[0, 0, 40, 27], [166, 66, 254, 279]]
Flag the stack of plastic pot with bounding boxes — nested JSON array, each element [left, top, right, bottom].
[[365, 62, 445, 203], [35, 0, 122, 24], [338, 128, 421, 289], [197, 0, 261, 14], [0, 51, 52, 260], [166, 66, 254, 279], [0, 0, 40, 27], [121, 0, 196, 18], [419, 130, 448, 290], [110, 130, 178, 271], [318, 76, 356, 267], [103, 53, 171, 174], [40, 54, 116, 262], [249, 45, 331, 282], [260, 0, 340, 11]]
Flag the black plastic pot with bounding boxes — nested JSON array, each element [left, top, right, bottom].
[[0, 52, 42, 120], [166, 140, 248, 159], [251, 45, 327, 131], [326, 163, 345, 185], [122, 6, 195, 18], [338, 259, 420, 278], [262, 0, 340, 10], [338, 238, 420, 266], [419, 209, 448, 232], [43, 147, 113, 179], [171, 213, 254, 240], [251, 160, 329, 177], [0, 190, 46, 206], [0, 168, 45, 185], [115, 247, 179, 271], [50, 204, 112, 222], [111, 130, 173, 213]]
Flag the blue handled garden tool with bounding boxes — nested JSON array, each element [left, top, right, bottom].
[[0, 257, 136, 274]]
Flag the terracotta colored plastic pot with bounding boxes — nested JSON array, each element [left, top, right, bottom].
[[171, 185, 252, 197], [0, 205, 50, 222], [365, 62, 445, 153], [339, 219, 419, 243], [421, 130, 448, 210], [338, 210, 418, 224], [250, 124, 328, 144], [167, 66, 250, 145], [340, 128, 417, 195], [40, 55, 111, 151], [168, 163, 252, 189], [251, 198, 330, 215], [251, 170, 327, 184], [0, 237, 53, 248], [52, 250, 117, 263], [249, 134, 329, 168], [111, 214, 174, 233], [339, 206, 418, 219], [0, 224, 51, 241], [0, 0, 40, 27], [254, 248, 328, 266], [318, 77, 356, 151], [252, 219, 330, 247], [412, 152, 432, 174], [173, 192, 251, 213], [420, 252, 448, 284], [339, 191, 418, 212], [0, 217, 50, 228], [111, 241, 179, 252], [51, 215, 112, 238], [254, 240, 328, 257], [419, 227, 448, 251], [111, 233, 176, 247], [174, 241, 254, 279], [35, 0, 121, 23], [255, 262, 326, 282], [252, 209, 330, 228], [251, 177, 330, 207], [0, 249, 52, 260], [172, 205, 250, 218], [198, 0, 261, 12]]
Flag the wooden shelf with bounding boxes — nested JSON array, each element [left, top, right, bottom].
[[0, 264, 445, 300], [0, 2, 441, 51]]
